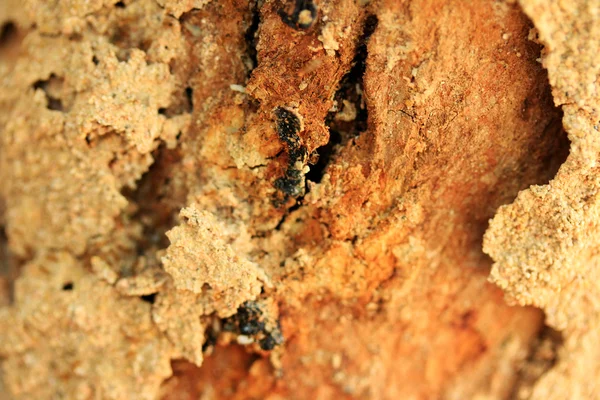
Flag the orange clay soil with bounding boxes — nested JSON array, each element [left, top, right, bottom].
[[0, 0, 597, 399]]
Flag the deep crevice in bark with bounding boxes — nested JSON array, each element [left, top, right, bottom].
[[0, 21, 16, 48], [307, 14, 378, 185], [122, 144, 184, 254], [510, 326, 564, 398], [244, 0, 260, 78]]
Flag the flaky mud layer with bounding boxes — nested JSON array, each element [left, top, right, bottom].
[[0, 0, 594, 399]]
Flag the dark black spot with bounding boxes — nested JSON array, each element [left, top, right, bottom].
[[47, 97, 63, 111], [32, 79, 45, 91], [185, 86, 193, 112], [62, 282, 74, 291], [222, 301, 264, 334], [0, 22, 16, 47], [236, 302, 266, 335], [260, 323, 284, 351], [115, 1, 126, 8], [361, 14, 379, 48], [110, 27, 127, 49], [220, 302, 285, 351], [92, 55, 99, 65], [33, 75, 64, 111], [259, 335, 277, 350], [158, 107, 167, 115], [141, 293, 156, 304], [278, 0, 317, 30], [68, 33, 83, 41], [240, 321, 264, 335]]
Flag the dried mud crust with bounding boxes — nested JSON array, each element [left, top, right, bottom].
[[0, 0, 590, 399], [483, 0, 600, 398]]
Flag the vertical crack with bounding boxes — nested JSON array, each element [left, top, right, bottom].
[[304, 130, 341, 184], [306, 14, 379, 185], [244, 0, 260, 77], [326, 13, 378, 141]]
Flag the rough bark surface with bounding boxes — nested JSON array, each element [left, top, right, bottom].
[[0, 0, 595, 399]]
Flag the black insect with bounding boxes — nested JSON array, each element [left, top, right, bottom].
[[236, 302, 266, 335], [275, 107, 302, 148], [278, 0, 318, 30], [274, 172, 304, 197], [274, 107, 308, 198], [259, 335, 277, 350], [221, 301, 284, 352], [259, 321, 284, 350]]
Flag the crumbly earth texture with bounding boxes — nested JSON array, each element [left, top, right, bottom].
[[0, 0, 595, 399]]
